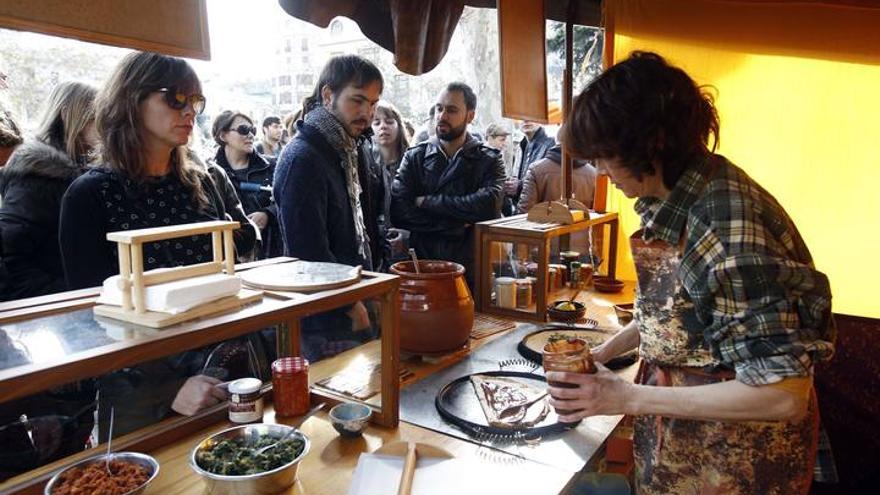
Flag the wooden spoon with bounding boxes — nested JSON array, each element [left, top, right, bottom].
[[408, 249, 420, 274], [373, 441, 454, 495]]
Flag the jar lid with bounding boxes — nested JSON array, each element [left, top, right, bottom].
[[495, 277, 515, 285], [515, 278, 532, 285], [272, 357, 309, 374], [228, 377, 262, 394], [560, 251, 580, 257]]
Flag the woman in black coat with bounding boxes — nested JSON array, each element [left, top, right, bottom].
[[210, 110, 282, 259], [0, 81, 97, 301]]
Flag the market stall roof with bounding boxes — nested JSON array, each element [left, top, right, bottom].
[[277, 0, 601, 75]]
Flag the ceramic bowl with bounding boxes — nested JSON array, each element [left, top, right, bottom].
[[593, 277, 625, 294], [44, 452, 159, 495], [546, 300, 587, 323], [329, 402, 372, 437], [613, 303, 635, 326]]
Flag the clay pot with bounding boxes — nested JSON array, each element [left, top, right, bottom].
[[389, 260, 474, 354]]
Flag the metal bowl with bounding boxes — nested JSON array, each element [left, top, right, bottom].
[[189, 423, 310, 495], [44, 452, 159, 495]]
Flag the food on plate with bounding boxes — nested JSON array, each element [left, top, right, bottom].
[[470, 375, 550, 429], [195, 434, 305, 476], [51, 459, 150, 495]]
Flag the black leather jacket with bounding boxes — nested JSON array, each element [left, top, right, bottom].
[[391, 134, 505, 285]]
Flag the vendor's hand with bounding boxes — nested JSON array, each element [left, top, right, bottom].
[[347, 301, 371, 332], [171, 375, 228, 416], [248, 211, 269, 229], [387, 228, 405, 256], [503, 178, 520, 196], [546, 363, 633, 422], [415, 196, 426, 207]]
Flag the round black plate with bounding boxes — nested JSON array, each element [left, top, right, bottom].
[[435, 370, 576, 437]]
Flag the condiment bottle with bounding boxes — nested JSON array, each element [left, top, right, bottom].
[[272, 357, 310, 417], [228, 377, 263, 423], [515, 278, 533, 309], [495, 277, 517, 309]]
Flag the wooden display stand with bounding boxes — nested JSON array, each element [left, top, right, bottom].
[[474, 211, 619, 322], [93, 220, 261, 328]]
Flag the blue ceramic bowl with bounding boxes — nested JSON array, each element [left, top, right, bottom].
[[329, 403, 371, 437]]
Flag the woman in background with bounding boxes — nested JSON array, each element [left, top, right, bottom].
[[0, 81, 97, 300], [370, 100, 410, 267], [210, 110, 281, 259]]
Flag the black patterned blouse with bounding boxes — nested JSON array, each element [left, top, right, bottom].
[[60, 167, 222, 289]]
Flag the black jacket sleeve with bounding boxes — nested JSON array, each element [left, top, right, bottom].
[[419, 153, 505, 223], [206, 165, 259, 259], [59, 175, 115, 289], [275, 151, 336, 262]]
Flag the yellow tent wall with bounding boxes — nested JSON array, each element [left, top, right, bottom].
[[603, 0, 880, 318]]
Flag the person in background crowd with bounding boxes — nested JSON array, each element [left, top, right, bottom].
[[274, 54, 385, 361], [0, 81, 98, 301], [281, 109, 301, 146], [210, 110, 281, 259], [0, 71, 23, 168], [255, 115, 283, 158], [517, 144, 596, 214], [413, 105, 436, 143], [403, 119, 415, 142], [59, 51, 271, 436], [550, 51, 834, 494], [391, 82, 505, 288], [484, 123, 510, 151], [503, 119, 555, 215], [370, 100, 410, 266]]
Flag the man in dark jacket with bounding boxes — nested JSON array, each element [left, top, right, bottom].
[[273, 54, 384, 361], [391, 82, 505, 288], [503, 120, 556, 215]]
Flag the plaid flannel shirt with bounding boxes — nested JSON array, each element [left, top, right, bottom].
[[634, 155, 835, 386]]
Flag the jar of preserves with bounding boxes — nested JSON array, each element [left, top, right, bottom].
[[272, 357, 310, 417], [228, 377, 263, 423]]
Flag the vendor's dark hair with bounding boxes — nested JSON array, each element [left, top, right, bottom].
[[560, 51, 719, 189], [212, 110, 253, 146], [301, 55, 383, 116], [445, 82, 477, 111]]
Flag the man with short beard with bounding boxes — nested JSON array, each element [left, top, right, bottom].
[[391, 82, 505, 288], [274, 55, 385, 361]]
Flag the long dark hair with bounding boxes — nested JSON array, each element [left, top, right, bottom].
[[95, 51, 209, 209], [301, 54, 383, 117], [373, 100, 409, 161], [560, 51, 719, 189]]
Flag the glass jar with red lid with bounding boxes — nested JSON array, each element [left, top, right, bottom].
[[272, 357, 310, 417]]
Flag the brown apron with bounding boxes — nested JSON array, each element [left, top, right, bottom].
[[630, 229, 818, 495]]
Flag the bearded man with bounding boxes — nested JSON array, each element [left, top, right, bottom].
[[390, 82, 505, 288]]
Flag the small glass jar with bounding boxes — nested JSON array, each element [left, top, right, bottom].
[[495, 277, 517, 309], [272, 357, 310, 417], [579, 264, 594, 289], [515, 278, 533, 309], [570, 261, 581, 287], [228, 377, 263, 424]]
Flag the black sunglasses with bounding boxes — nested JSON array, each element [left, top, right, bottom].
[[155, 87, 206, 115], [232, 124, 257, 136]]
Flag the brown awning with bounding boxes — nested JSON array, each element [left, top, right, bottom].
[[277, 0, 601, 75]]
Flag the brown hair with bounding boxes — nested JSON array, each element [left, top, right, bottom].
[[211, 110, 253, 146], [301, 54, 383, 117], [95, 51, 209, 209], [559, 51, 719, 189], [34, 81, 97, 163], [373, 100, 409, 160]]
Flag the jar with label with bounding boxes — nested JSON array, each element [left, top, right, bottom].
[[495, 277, 517, 309], [570, 261, 581, 288], [228, 377, 263, 424], [272, 357, 310, 417], [515, 278, 533, 309]]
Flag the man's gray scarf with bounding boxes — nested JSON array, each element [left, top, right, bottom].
[[304, 105, 371, 268]]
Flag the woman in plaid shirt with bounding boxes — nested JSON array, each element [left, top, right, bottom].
[[549, 52, 835, 494]]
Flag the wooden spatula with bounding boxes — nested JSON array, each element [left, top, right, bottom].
[[373, 441, 454, 495]]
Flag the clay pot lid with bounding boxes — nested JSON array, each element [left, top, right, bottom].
[[390, 260, 465, 279]]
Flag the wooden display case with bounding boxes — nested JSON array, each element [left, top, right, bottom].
[[474, 212, 619, 322], [0, 258, 400, 495]]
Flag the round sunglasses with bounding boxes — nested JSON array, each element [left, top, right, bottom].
[[155, 87, 206, 115]]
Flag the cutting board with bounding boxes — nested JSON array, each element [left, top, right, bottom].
[[239, 261, 361, 292]]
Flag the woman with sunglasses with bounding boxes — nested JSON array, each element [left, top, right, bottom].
[[209, 110, 282, 259], [58, 52, 269, 436]]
